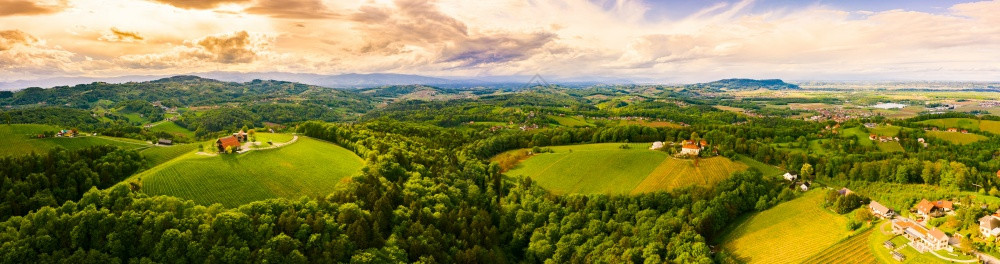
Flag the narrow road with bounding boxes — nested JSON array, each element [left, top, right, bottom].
[[929, 250, 976, 263], [976, 251, 1000, 264]]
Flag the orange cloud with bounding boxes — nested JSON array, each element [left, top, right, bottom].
[[0, 0, 67, 16], [244, 0, 337, 19], [150, 0, 250, 9], [0, 30, 36, 50], [99, 28, 144, 43]]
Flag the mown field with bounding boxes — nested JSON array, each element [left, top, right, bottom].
[[138, 137, 364, 207], [504, 143, 747, 195], [550, 115, 592, 127], [842, 126, 906, 151], [926, 130, 987, 145], [0, 124, 150, 156], [719, 191, 852, 264], [801, 228, 877, 264], [150, 121, 195, 139], [918, 117, 1000, 134]]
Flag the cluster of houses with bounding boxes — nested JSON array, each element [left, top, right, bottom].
[[55, 129, 76, 137], [215, 130, 248, 153], [805, 108, 869, 123], [868, 134, 900, 142], [866, 198, 958, 254], [782, 173, 810, 191], [648, 139, 709, 157], [924, 126, 970, 134]]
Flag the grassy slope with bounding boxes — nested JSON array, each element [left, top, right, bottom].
[[0, 124, 149, 156], [719, 191, 852, 264], [736, 155, 783, 178], [138, 137, 363, 207], [631, 157, 746, 194], [550, 115, 592, 127], [150, 121, 195, 138], [506, 143, 664, 194], [801, 227, 877, 264], [926, 130, 987, 145], [918, 118, 979, 130], [505, 143, 748, 195]]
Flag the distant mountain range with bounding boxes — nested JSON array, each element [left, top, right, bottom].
[[0, 72, 646, 91], [687, 78, 800, 90]]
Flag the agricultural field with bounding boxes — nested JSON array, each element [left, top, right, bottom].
[[0, 124, 150, 156], [917, 118, 980, 131], [876, 141, 905, 152], [149, 121, 195, 139], [801, 228, 877, 264], [869, 125, 902, 137], [550, 115, 592, 127], [137, 137, 364, 207], [140, 143, 202, 166], [926, 130, 987, 145], [736, 155, 783, 178], [504, 143, 747, 195], [719, 191, 853, 264]]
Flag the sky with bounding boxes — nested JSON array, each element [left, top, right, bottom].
[[0, 0, 998, 83]]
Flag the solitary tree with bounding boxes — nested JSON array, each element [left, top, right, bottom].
[[801, 163, 814, 180]]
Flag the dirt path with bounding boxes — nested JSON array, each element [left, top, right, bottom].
[[930, 250, 977, 263], [237, 135, 298, 154]]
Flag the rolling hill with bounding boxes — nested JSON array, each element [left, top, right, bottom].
[[503, 143, 748, 195], [136, 136, 364, 207]]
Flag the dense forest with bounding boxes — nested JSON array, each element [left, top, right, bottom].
[[4, 77, 1000, 262]]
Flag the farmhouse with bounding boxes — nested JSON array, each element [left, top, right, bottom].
[[799, 181, 810, 192], [233, 130, 248, 142], [783, 172, 798, 181], [869, 201, 894, 218], [979, 213, 1000, 239], [216, 136, 242, 153], [650, 141, 664, 150], [915, 199, 953, 218], [157, 139, 173, 145], [947, 128, 958, 132], [679, 140, 701, 156], [891, 218, 950, 252]]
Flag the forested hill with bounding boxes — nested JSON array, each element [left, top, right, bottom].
[[686, 78, 800, 91], [0, 76, 372, 110]]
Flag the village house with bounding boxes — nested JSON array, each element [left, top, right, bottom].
[[799, 181, 811, 192], [947, 128, 959, 132], [869, 201, 894, 218], [649, 141, 664, 150], [216, 136, 242, 153], [679, 140, 702, 156], [915, 199, 954, 218], [979, 213, 1000, 239], [157, 139, 173, 145], [891, 218, 950, 252], [783, 172, 798, 181], [233, 130, 248, 142]]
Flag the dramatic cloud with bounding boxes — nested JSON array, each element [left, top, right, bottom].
[[0, 30, 76, 77], [244, 0, 337, 19], [150, 0, 250, 9], [0, 0, 66, 16], [99, 28, 144, 43], [118, 31, 269, 69], [351, 0, 557, 67], [0, 29, 36, 50], [3, 0, 1000, 82]]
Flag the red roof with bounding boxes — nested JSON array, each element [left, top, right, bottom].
[[682, 144, 699, 149], [916, 199, 935, 215], [928, 229, 947, 241], [218, 136, 241, 149]]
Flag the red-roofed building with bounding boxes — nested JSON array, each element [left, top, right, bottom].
[[892, 218, 951, 252], [916, 199, 953, 218], [216, 136, 242, 153]]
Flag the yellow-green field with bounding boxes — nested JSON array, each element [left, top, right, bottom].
[[149, 121, 195, 139], [0, 124, 150, 156], [550, 115, 592, 127], [801, 228, 877, 264], [503, 143, 747, 195], [926, 130, 987, 145], [137, 136, 363, 207], [918, 118, 1000, 134], [719, 191, 852, 264]]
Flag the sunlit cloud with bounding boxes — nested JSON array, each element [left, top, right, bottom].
[[0, 0, 999, 82]]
